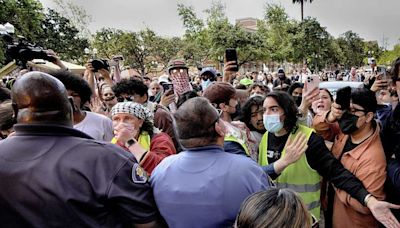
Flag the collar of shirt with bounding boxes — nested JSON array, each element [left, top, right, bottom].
[[185, 145, 224, 153], [13, 123, 93, 139]]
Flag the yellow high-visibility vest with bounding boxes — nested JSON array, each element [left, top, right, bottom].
[[259, 125, 321, 219], [111, 131, 151, 151]]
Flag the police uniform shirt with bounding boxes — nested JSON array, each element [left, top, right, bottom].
[[0, 124, 157, 228]]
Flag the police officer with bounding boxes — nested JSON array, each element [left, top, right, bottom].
[[0, 72, 163, 227]]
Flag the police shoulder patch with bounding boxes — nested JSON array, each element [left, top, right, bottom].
[[132, 163, 148, 184]]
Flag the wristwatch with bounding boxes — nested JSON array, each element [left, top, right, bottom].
[[125, 138, 137, 148], [364, 193, 373, 206]]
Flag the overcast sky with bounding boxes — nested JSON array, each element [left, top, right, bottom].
[[39, 0, 399, 49]]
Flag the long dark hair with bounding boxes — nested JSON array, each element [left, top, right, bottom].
[[265, 74, 274, 84], [391, 57, 400, 81], [141, 119, 154, 137], [287, 82, 304, 96]]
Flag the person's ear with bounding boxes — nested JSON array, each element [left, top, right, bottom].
[[11, 102, 18, 122], [138, 119, 144, 129], [68, 96, 77, 113], [219, 103, 228, 112], [365, 112, 374, 123], [214, 120, 226, 137]]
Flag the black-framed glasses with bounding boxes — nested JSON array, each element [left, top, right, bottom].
[[348, 108, 366, 115], [117, 96, 134, 102], [207, 115, 220, 129], [206, 107, 222, 129]]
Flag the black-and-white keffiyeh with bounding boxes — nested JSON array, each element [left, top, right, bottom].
[[111, 102, 153, 122]]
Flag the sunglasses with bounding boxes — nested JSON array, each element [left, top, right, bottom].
[[117, 96, 134, 102]]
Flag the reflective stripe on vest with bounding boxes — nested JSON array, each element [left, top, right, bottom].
[[225, 135, 250, 155], [258, 125, 321, 219], [276, 182, 320, 193]]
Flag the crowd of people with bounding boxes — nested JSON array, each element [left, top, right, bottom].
[[0, 52, 400, 228]]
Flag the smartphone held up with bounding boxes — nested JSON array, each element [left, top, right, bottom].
[[335, 86, 351, 110], [162, 83, 174, 94], [305, 75, 320, 93], [225, 48, 239, 72]]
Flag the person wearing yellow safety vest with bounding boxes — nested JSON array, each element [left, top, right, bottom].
[[202, 82, 258, 158], [258, 91, 400, 228], [110, 102, 176, 175]]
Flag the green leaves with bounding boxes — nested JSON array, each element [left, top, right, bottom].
[[336, 31, 365, 68], [178, 1, 264, 68], [92, 28, 182, 76], [177, 4, 204, 36], [37, 9, 89, 63], [0, 0, 90, 66], [378, 44, 400, 66]]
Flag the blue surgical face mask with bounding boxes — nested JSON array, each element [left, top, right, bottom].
[[263, 114, 284, 133], [201, 79, 212, 90]]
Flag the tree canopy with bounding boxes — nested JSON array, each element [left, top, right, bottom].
[[0, 0, 88, 65], [1, 0, 393, 71]]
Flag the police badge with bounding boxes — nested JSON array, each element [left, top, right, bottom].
[[131, 163, 148, 184]]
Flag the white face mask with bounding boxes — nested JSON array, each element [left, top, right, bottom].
[[263, 114, 284, 133], [249, 93, 264, 99]]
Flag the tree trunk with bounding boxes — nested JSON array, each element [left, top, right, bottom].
[[301, 0, 304, 21]]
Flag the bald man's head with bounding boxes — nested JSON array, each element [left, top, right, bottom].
[[11, 71, 73, 125]]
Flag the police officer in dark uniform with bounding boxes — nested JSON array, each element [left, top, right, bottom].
[[0, 71, 163, 227]]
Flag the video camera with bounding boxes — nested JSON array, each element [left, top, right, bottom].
[[1, 34, 55, 68], [90, 59, 110, 72], [7, 40, 56, 64]]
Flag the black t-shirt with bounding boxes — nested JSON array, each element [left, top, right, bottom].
[[342, 138, 359, 154], [0, 124, 158, 228], [267, 132, 289, 164]]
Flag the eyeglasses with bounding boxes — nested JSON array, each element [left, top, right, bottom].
[[348, 108, 366, 115], [205, 107, 222, 128], [117, 95, 134, 102], [207, 115, 220, 129]]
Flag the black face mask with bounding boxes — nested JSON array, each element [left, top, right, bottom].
[[230, 103, 241, 120], [338, 112, 359, 134], [293, 96, 302, 107]]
